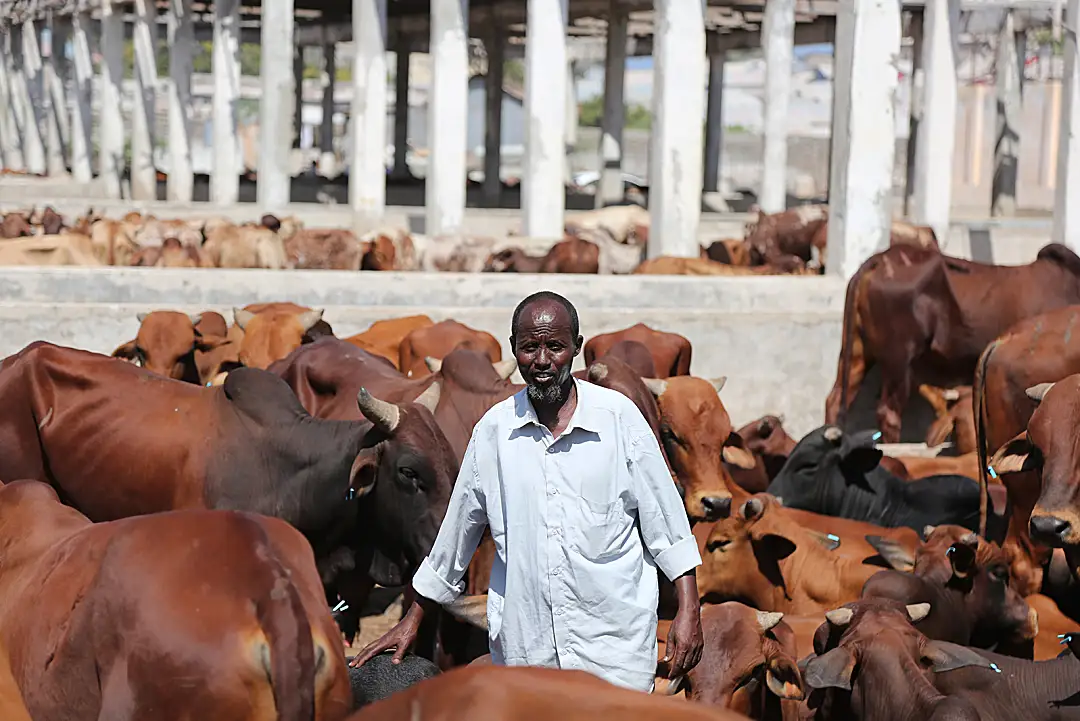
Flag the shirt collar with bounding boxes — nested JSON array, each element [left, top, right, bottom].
[[511, 378, 600, 434]]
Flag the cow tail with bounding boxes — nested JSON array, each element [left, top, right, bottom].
[[250, 527, 317, 721], [838, 254, 875, 427], [974, 339, 998, 539]]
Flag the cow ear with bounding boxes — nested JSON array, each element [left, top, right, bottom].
[[765, 654, 806, 701], [946, 541, 977, 580], [923, 641, 995, 674], [348, 447, 381, 498], [925, 415, 956, 448], [804, 647, 856, 691], [864, 535, 915, 572], [111, 339, 139, 361], [194, 335, 230, 353], [752, 533, 798, 563], [989, 432, 1040, 474], [233, 308, 255, 330], [722, 432, 757, 469], [840, 445, 883, 476]]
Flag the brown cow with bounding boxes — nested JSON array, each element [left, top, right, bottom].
[[398, 319, 502, 379], [642, 375, 755, 521], [111, 310, 229, 384], [286, 228, 364, 270], [696, 495, 881, 615], [484, 237, 601, 274], [702, 239, 753, 267], [342, 315, 435, 369], [744, 205, 828, 268], [40, 206, 64, 235], [0, 213, 32, 238], [732, 415, 796, 488], [348, 666, 752, 721], [88, 218, 140, 266], [361, 232, 397, 271], [233, 303, 329, 370], [130, 236, 208, 267], [827, 244, 1080, 445], [0, 480, 352, 721], [0, 640, 29, 721], [586, 323, 692, 378], [634, 257, 813, 276], [202, 219, 289, 269]]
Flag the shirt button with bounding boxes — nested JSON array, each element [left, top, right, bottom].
[[547, 446, 556, 454], [549, 488, 558, 496], [551, 568, 560, 576]]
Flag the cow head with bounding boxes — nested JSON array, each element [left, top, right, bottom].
[[659, 602, 803, 712], [233, 306, 326, 370], [804, 599, 992, 720], [919, 385, 976, 453], [736, 414, 796, 481], [112, 311, 229, 383], [348, 382, 457, 585], [990, 378, 1080, 549], [768, 426, 883, 509], [643, 375, 755, 521]]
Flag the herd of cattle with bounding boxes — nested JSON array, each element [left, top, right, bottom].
[[1, 207, 1080, 719], [0, 202, 939, 277]]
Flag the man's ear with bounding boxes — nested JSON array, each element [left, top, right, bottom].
[[574, 335, 584, 356]]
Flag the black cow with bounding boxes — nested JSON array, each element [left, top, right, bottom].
[[767, 426, 986, 533], [349, 653, 440, 708]]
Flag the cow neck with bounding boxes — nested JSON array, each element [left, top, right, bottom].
[[846, 646, 947, 721], [0, 496, 90, 572]]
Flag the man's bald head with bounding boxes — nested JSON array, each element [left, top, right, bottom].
[[510, 291, 580, 343]]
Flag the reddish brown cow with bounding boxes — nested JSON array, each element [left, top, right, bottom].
[[826, 244, 1080, 445], [398, 319, 502, 379], [744, 205, 828, 268], [111, 310, 230, 384], [348, 666, 751, 721], [342, 315, 435, 369], [702, 239, 753, 267], [642, 376, 756, 521], [729, 415, 797, 493], [40, 206, 64, 235], [361, 233, 397, 271], [233, 303, 329, 370], [285, 228, 364, 270], [0, 213, 32, 239], [634, 257, 813, 276], [0, 639, 29, 721], [0, 480, 352, 721], [585, 323, 693, 378]]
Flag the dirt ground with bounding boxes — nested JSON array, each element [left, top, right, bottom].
[[343, 588, 405, 661]]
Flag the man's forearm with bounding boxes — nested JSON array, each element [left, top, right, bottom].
[[403, 589, 442, 625], [673, 570, 700, 615]]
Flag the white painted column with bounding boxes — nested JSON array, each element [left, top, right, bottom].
[[167, 0, 195, 202], [258, 0, 295, 208], [319, 35, 337, 176], [903, 11, 923, 216], [523, 0, 569, 239], [0, 28, 25, 171], [760, 0, 795, 213], [648, 0, 706, 259], [43, 17, 69, 177], [392, 45, 411, 179], [1053, 0, 1080, 250], [912, 0, 960, 243], [350, 0, 388, 221], [826, 0, 901, 279], [597, 0, 627, 208], [426, 0, 469, 235], [704, 50, 726, 192], [565, 59, 578, 153], [992, 13, 1025, 217], [131, 0, 159, 201], [98, 3, 124, 198], [211, 0, 241, 205], [69, 11, 94, 183], [18, 22, 46, 175], [483, 26, 504, 204]]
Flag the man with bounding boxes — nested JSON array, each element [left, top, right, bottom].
[[351, 291, 703, 691]]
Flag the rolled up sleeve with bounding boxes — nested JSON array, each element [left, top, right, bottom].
[[627, 430, 702, 581], [412, 432, 488, 604]]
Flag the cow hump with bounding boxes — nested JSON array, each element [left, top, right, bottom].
[[223, 367, 310, 423], [1037, 243, 1080, 276]]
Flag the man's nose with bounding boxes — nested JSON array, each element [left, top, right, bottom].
[[535, 348, 551, 367]]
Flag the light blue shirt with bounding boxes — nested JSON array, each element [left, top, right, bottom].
[[412, 379, 701, 691]]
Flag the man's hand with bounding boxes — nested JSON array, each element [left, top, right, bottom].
[[348, 601, 424, 668], [663, 571, 704, 678]]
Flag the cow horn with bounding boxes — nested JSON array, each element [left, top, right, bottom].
[[188, 313, 203, 327], [493, 359, 517, 380], [136, 311, 150, 323], [425, 356, 443, 373], [414, 381, 441, 413], [443, 594, 488, 630], [922, 525, 937, 539], [823, 427, 843, 443], [232, 308, 255, 330], [356, 388, 401, 434], [942, 388, 960, 402], [906, 603, 931, 623], [709, 376, 728, 394], [297, 308, 324, 333], [757, 611, 784, 633], [825, 608, 853, 627], [1026, 383, 1055, 403], [663, 675, 686, 696], [958, 532, 979, 548], [776, 414, 786, 425], [642, 378, 668, 397]]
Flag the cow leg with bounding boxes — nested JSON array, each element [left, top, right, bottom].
[[825, 332, 871, 428], [875, 357, 912, 444]]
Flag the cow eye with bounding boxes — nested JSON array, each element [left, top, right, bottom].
[[989, 566, 1009, 583], [660, 426, 680, 445], [132, 348, 146, 367], [706, 538, 731, 553], [398, 466, 418, 485]]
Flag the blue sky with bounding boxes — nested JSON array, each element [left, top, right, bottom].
[[625, 43, 832, 71]]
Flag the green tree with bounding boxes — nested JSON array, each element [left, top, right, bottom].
[[240, 43, 261, 76], [503, 59, 524, 86], [576, 94, 652, 131]]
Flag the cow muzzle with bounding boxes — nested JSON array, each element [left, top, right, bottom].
[[699, 495, 733, 521], [1029, 511, 1080, 547]]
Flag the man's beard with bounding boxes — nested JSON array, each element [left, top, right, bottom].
[[526, 365, 572, 405]]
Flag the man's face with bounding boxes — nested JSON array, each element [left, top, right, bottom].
[[513, 301, 581, 405]]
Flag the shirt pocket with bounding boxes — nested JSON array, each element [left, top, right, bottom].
[[576, 496, 630, 561]]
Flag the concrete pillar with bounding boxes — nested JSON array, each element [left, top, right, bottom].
[[166, 0, 195, 202], [293, 45, 304, 151], [350, 0, 388, 221], [523, 0, 569, 239], [903, 11, 924, 217], [1053, 0, 1080, 250], [69, 11, 94, 183], [131, 0, 159, 201], [483, 26, 504, 204], [760, 0, 795, 213], [704, 50, 726, 193], [648, 0, 706, 259], [43, 17, 69, 177], [992, 13, 1026, 217], [0, 29, 24, 171], [392, 45, 411, 179], [826, 0, 901, 279], [319, 35, 337, 176], [597, 0, 627, 207], [426, 0, 469, 235], [98, 3, 124, 198], [211, 0, 241, 205], [18, 22, 46, 176], [911, 0, 960, 243], [258, 0, 295, 209]]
